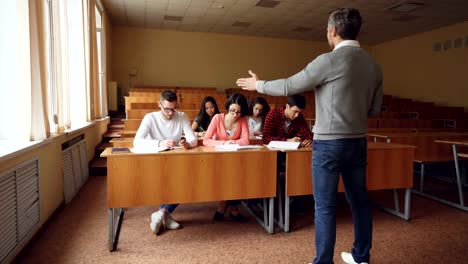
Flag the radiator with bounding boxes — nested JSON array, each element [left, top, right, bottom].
[[0, 157, 40, 264], [62, 139, 88, 204]]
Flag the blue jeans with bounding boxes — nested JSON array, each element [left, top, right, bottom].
[[160, 204, 178, 213], [312, 138, 372, 264]]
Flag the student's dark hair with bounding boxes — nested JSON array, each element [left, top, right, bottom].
[[287, 94, 306, 109], [249, 97, 270, 124], [328, 8, 362, 40], [160, 90, 178, 102], [225, 93, 249, 117], [195, 96, 220, 131]]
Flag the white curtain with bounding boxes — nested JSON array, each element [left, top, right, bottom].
[[29, 0, 50, 140]]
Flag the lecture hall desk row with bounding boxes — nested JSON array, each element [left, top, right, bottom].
[[101, 142, 415, 251]]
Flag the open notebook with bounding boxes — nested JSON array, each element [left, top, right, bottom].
[[131, 146, 173, 153], [266, 141, 300, 150], [214, 144, 263, 151]]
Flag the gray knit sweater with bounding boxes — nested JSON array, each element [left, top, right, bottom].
[[257, 46, 383, 140]]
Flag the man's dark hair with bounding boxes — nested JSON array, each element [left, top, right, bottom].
[[160, 90, 178, 102], [287, 94, 306, 109], [225, 93, 249, 117], [328, 8, 362, 40]]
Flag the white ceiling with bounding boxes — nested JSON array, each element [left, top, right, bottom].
[[101, 0, 468, 44]]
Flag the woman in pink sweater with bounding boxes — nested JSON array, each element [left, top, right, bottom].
[[203, 94, 250, 146], [203, 93, 250, 222]]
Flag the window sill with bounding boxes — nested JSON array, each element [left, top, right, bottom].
[[0, 121, 98, 163]]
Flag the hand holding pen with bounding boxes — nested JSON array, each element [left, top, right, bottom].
[[198, 127, 206, 137], [179, 137, 190, 149], [160, 139, 176, 149]]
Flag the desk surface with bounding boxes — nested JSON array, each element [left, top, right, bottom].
[[434, 139, 468, 146], [367, 132, 468, 138], [109, 137, 263, 148]]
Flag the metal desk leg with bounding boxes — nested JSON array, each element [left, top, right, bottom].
[[376, 189, 411, 221], [452, 145, 465, 207], [285, 195, 290, 232], [277, 179, 284, 229], [420, 163, 425, 192], [242, 198, 275, 234], [393, 190, 400, 213], [268, 197, 274, 234], [108, 208, 124, 251], [404, 188, 411, 220]]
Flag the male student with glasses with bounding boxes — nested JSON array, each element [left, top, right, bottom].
[[134, 90, 197, 235]]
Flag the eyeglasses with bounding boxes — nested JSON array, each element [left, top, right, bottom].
[[229, 109, 241, 115], [162, 107, 178, 113], [160, 102, 178, 113]]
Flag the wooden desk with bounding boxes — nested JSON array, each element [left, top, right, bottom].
[[101, 146, 277, 251], [430, 139, 468, 211], [367, 132, 468, 163], [278, 142, 416, 232]]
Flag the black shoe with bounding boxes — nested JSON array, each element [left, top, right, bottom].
[[229, 212, 248, 223], [213, 211, 224, 221]]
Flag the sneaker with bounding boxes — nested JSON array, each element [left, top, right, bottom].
[[341, 252, 368, 264], [149, 210, 164, 234], [164, 213, 181, 230]]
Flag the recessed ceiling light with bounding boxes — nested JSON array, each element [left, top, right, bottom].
[[387, 1, 424, 12], [256, 0, 280, 8]]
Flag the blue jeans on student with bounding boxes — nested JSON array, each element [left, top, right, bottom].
[[160, 204, 178, 213], [312, 138, 372, 264]]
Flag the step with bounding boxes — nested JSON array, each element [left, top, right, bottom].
[[103, 131, 121, 138], [89, 157, 107, 176], [110, 118, 124, 125], [102, 131, 121, 143], [109, 111, 126, 119], [96, 142, 112, 156], [108, 124, 124, 130]]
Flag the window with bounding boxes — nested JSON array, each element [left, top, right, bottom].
[[95, 4, 107, 117], [0, 1, 32, 140], [45, 0, 56, 132]]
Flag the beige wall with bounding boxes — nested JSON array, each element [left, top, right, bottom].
[[0, 118, 108, 227], [111, 27, 329, 95], [371, 21, 468, 109]]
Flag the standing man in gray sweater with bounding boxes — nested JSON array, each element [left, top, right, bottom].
[[236, 8, 382, 264]]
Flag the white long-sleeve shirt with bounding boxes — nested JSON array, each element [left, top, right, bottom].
[[133, 111, 197, 148]]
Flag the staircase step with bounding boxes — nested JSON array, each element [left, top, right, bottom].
[[109, 111, 126, 119], [89, 157, 107, 176], [97, 142, 113, 150], [110, 118, 124, 125], [96, 142, 112, 156], [108, 124, 124, 130], [102, 132, 121, 143]]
